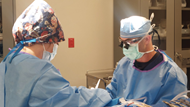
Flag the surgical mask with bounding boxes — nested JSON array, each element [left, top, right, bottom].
[[42, 44, 58, 61], [123, 37, 154, 60]]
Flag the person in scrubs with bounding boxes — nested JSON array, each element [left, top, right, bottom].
[[0, 0, 111, 107], [106, 15, 187, 105]]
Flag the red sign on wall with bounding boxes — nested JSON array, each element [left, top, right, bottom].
[[68, 38, 74, 48]]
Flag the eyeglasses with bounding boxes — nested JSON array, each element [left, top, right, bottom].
[[120, 37, 143, 44], [118, 37, 143, 49]]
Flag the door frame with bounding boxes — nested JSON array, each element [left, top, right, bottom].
[[1, 0, 15, 61]]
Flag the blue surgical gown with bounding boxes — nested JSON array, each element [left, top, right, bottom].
[[1, 53, 111, 107], [106, 52, 187, 105]]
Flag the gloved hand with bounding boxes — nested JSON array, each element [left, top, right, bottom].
[[105, 97, 121, 107]]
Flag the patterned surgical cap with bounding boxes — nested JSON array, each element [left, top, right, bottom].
[[12, 0, 65, 46]]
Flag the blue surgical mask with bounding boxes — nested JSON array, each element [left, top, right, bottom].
[[42, 44, 58, 61], [123, 38, 154, 60]]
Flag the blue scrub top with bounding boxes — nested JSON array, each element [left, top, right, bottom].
[[1, 53, 111, 107], [106, 52, 187, 105]]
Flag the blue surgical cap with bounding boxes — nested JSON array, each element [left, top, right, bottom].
[[120, 16, 153, 38]]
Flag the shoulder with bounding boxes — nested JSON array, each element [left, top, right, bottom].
[[114, 56, 133, 73], [118, 56, 132, 66], [161, 54, 187, 83], [7, 53, 55, 75], [161, 53, 181, 71]]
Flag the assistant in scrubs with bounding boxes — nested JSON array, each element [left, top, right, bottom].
[[0, 0, 111, 107], [106, 14, 187, 105]]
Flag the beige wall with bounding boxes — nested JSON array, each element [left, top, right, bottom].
[[16, 0, 113, 87]]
